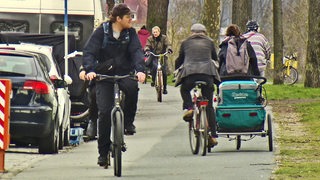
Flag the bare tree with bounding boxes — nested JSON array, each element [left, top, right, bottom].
[[232, 0, 252, 32], [146, 0, 169, 34], [201, 0, 221, 47], [167, 1, 202, 72], [106, 0, 115, 16], [273, 0, 284, 84], [305, 0, 320, 87]]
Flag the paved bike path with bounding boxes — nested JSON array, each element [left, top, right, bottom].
[[2, 83, 276, 179]]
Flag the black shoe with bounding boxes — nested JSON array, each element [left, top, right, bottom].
[[97, 156, 108, 167], [125, 124, 136, 135], [163, 89, 168, 94], [151, 82, 155, 87]]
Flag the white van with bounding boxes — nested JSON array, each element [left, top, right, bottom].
[[0, 0, 106, 50]]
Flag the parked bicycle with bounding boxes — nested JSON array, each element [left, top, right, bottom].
[[281, 53, 298, 85], [148, 51, 169, 102], [96, 74, 136, 177], [188, 81, 211, 156]]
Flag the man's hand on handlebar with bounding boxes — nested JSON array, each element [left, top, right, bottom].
[[79, 70, 87, 81], [136, 72, 146, 83], [86, 72, 96, 81], [144, 50, 150, 57]]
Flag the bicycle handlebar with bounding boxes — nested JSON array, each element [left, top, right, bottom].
[[148, 51, 169, 57], [95, 74, 137, 81], [284, 54, 297, 61]]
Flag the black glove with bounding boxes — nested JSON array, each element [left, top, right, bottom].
[[168, 49, 173, 54], [144, 50, 150, 57]]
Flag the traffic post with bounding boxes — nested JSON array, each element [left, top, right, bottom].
[[0, 79, 11, 173]]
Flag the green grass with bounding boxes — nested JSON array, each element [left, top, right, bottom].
[[264, 83, 320, 179], [264, 83, 320, 100]]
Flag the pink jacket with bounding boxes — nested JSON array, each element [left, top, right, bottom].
[[138, 29, 150, 49]]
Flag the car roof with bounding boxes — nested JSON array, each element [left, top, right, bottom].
[[0, 43, 61, 78], [0, 49, 47, 77]]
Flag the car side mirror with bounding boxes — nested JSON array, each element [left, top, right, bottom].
[[53, 79, 67, 88]]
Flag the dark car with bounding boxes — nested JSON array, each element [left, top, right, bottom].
[[0, 49, 64, 154]]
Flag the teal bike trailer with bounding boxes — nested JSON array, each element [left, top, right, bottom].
[[214, 76, 273, 151]]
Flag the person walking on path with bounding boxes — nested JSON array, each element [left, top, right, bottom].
[[137, 25, 150, 49]]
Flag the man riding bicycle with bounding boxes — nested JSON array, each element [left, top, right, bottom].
[[175, 23, 220, 147], [144, 26, 173, 94], [82, 3, 145, 167]]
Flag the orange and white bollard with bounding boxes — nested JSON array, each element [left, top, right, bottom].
[[0, 79, 11, 173]]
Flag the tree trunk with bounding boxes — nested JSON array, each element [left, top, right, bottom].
[[232, 0, 252, 33], [146, 0, 169, 34], [201, 0, 221, 47], [305, 0, 320, 87], [106, 0, 115, 16], [273, 0, 284, 84]]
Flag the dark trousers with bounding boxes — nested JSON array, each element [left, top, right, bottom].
[[88, 83, 98, 121], [180, 74, 217, 137], [95, 78, 139, 157]]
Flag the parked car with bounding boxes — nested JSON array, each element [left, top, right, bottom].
[[0, 43, 72, 150], [0, 49, 64, 154]]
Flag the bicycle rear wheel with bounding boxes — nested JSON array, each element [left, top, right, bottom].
[[282, 66, 298, 85], [188, 118, 199, 155], [113, 110, 123, 177], [199, 107, 208, 156], [156, 70, 163, 102]]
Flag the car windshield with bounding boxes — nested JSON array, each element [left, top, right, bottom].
[[0, 54, 36, 76]]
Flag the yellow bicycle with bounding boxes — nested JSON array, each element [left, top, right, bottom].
[[281, 53, 298, 85]]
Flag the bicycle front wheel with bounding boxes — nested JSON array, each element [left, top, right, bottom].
[[199, 107, 208, 156], [113, 110, 123, 177], [282, 66, 298, 85], [188, 118, 199, 155], [156, 70, 163, 102]]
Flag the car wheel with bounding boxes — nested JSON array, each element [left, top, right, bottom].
[[39, 119, 59, 154], [63, 123, 70, 146], [58, 125, 64, 150]]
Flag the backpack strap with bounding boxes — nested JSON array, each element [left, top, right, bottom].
[[102, 22, 109, 48], [102, 22, 130, 48]]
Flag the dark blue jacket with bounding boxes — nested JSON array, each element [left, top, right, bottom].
[[83, 21, 145, 75]]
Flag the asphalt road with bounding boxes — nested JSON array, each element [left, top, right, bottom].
[[1, 82, 276, 180]]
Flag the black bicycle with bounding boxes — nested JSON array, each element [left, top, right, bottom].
[[96, 74, 136, 177]]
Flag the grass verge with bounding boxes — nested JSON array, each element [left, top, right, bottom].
[[264, 84, 320, 179]]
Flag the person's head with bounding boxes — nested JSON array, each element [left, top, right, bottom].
[[109, 3, 133, 29], [190, 23, 207, 34], [152, 26, 161, 38], [226, 24, 241, 37], [246, 20, 259, 32], [141, 25, 146, 30]]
